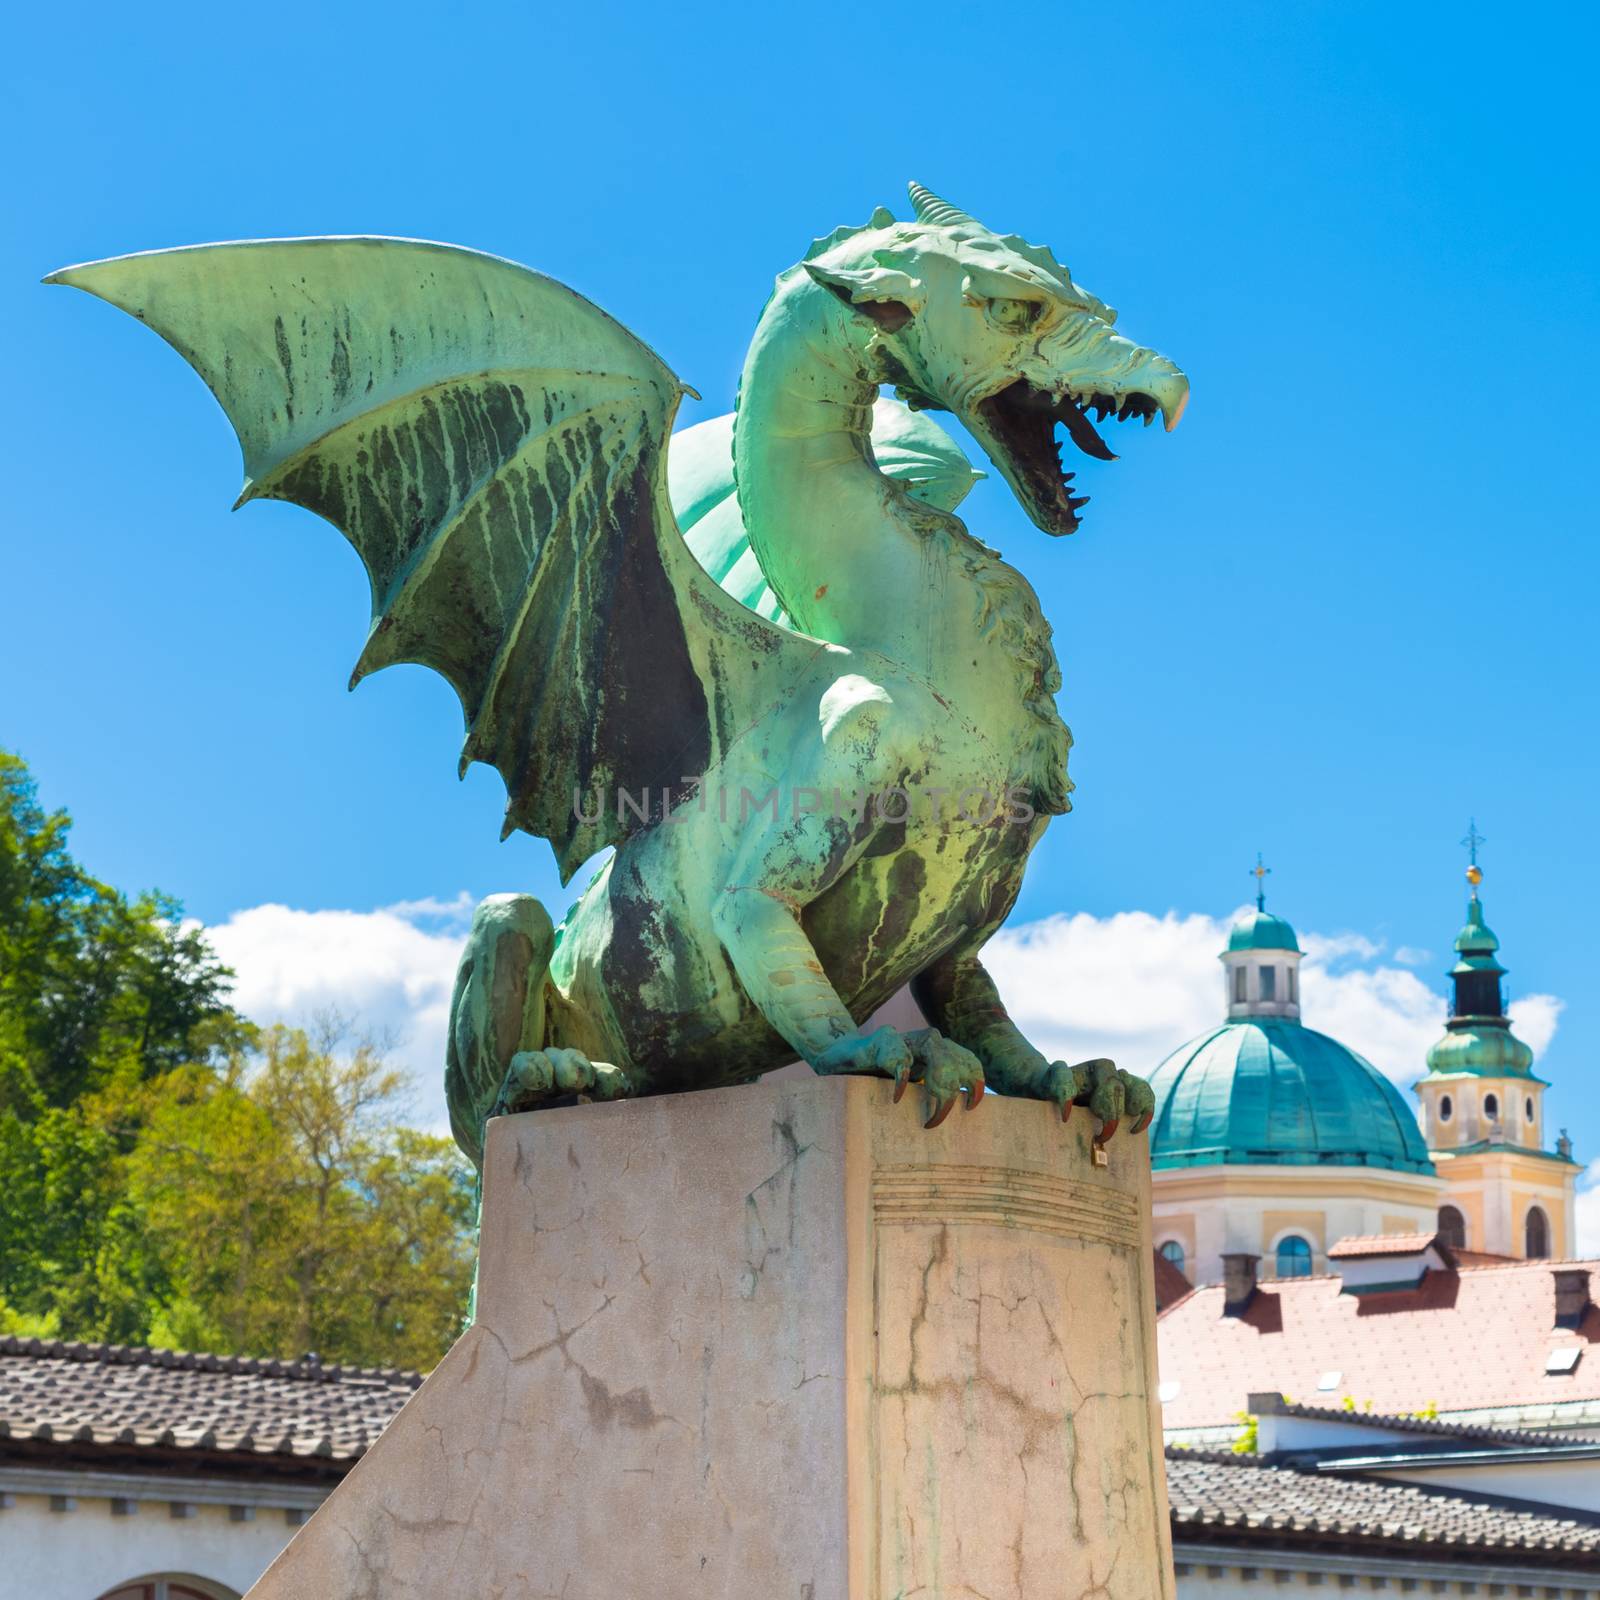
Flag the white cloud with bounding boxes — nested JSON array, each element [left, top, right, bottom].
[[1393, 946, 1433, 968], [1302, 930, 1384, 965], [202, 897, 1564, 1142], [985, 906, 1561, 1092], [984, 909, 1228, 1074], [205, 899, 471, 1132], [1509, 994, 1564, 1059], [1297, 963, 1443, 1085]]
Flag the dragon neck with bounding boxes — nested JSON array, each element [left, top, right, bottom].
[[732, 271, 918, 648], [732, 271, 1073, 813]]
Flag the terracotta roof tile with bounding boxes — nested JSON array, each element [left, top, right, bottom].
[[1326, 1232, 1439, 1258], [1157, 1259, 1600, 1428], [1153, 1249, 1194, 1313], [1164, 1448, 1600, 1563], [0, 1337, 420, 1468]]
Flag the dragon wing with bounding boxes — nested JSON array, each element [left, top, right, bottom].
[[49, 237, 824, 882]]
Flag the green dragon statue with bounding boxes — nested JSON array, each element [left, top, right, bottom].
[[49, 184, 1187, 1164]]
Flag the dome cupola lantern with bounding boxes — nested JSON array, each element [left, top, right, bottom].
[[1221, 855, 1303, 1020]]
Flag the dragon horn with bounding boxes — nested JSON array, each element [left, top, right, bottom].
[[907, 182, 980, 229]]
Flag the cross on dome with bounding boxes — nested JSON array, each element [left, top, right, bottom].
[[1251, 852, 1271, 912], [1461, 818, 1486, 895]]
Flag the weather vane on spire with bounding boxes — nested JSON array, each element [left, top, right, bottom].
[[1251, 852, 1271, 911], [1461, 818, 1485, 896]]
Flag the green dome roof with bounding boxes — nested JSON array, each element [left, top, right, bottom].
[[1424, 1024, 1535, 1078], [1148, 1019, 1434, 1174], [1227, 910, 1301, 953]]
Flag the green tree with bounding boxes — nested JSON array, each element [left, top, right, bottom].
[[0, 750, 249, 1106], [0, 751, 475, 1367], [127, 1022, 475, 1368]]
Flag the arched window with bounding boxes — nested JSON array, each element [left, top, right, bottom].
[[1259, 965, 1277, 1001], [1275, 1235, 1313, 1278], [1158, 1239, 1186, 1275], [1525, 1096, 1536, 1123], [1484, 1092, 1500, 1122], [1526, 1205, 1550, 1260], [1437, 1205, 1467, 1251]]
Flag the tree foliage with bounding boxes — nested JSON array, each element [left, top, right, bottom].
[[0, 751, 249, 1106], [0, 751, 474, 1367], [127, 1023, 475, 1368]]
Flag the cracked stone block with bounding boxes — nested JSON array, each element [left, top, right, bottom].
[[244, 1074, 1173, 1598]]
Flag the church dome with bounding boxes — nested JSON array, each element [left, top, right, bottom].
[[1148, 1019, 1435, 1174], [1227, 910, 1301, 952]]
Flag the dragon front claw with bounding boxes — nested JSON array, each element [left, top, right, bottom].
[[816, 1026, 984, 1129], [904, 1028, 986, 1130], [1041, 1058, 1154, 1148]]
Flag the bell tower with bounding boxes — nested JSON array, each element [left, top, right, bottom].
[[1416, 824, 1577, 1258]]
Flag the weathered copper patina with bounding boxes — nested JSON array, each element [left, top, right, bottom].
[[49, 185, 1188, 1163]]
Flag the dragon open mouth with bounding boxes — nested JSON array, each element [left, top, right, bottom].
[[973, 379, 1166, 537]]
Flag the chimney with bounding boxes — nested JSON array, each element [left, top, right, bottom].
[[1222, 1253, 1259, 1316], [1554, 1268, 1591, 1331]]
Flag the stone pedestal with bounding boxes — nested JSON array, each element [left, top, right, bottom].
[[246, 1075, 1173, 1598]]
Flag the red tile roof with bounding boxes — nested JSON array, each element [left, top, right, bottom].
[[1153, 1248, 1194, 1313], [1326, 1233, 1441, 1259], [1156, 1260, 1600, 1429], [1455, 1248, 1517, 1267]]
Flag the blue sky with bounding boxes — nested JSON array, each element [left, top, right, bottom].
[[5, 5, 1597, 1146]]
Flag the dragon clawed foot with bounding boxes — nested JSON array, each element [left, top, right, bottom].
[[813, 1026, 984, 1130], [1042, 1058, 1154, 1148], [896, 1028, 986, 1129], [491, 1049, 635, 1118]]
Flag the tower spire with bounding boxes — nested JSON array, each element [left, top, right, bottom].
[[1461, 818, 1485, 898]]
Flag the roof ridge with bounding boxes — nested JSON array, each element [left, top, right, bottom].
[[1270, 1398, 1592, 1450], [0, 1334, 424, 1388], [1165, 1448, 1600, 1552], [1165, 1444, 1262, 1465]]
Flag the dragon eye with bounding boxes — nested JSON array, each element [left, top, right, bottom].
[[986, 297, 1042, 334]]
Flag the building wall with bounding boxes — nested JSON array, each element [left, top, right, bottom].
[[1363, 1456, 1600, 1513], [1421, 1076, 1546, 1152], [1436, 1148, 1576, 1257], [0, 1471, 322, 1600], [1152, 1165, 1442, 1286], [1173, 1544, 1600, 1595]]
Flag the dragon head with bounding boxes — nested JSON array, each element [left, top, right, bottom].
[[803, 183, 1188, 536]]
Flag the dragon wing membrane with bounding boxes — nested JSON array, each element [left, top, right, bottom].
[[48, 237, 822, 881]]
